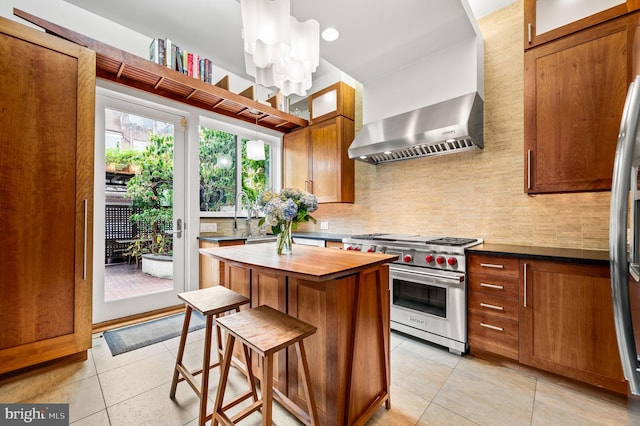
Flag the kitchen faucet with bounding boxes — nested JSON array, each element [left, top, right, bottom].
[[234, 191, 252, 234]]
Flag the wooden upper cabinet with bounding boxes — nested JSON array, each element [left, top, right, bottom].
[[524, 0, 640, 49], [0, 17, 95, 374], [283, 127, 311, 193], [524, 12, 640, 194], [283, 117, 355, 203], [284, 82, 355, 203], [308, 81, 355, 124], [309, 116, 355, 203]]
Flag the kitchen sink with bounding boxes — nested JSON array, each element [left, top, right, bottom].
[[244, 236, 277, 244]]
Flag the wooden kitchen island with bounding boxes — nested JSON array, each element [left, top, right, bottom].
[[199, 243, 398, 426]]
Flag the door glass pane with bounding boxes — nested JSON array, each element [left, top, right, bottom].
[[104, 108, 174, 301]]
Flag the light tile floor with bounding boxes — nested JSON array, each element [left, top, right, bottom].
[[2, 329, 640, 425]]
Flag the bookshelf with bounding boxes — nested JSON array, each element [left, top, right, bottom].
[[14, 8, 308, 133]]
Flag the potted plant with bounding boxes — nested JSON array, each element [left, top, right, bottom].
[[125, 134, 174, 278]]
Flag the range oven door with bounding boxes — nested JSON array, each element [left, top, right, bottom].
[[389, 266, 466, 350]]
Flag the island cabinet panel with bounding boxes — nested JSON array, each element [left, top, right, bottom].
[[250, 270, 287, 392], [519, 260, 626, 394], [287, 266, 390, 425], [0, 17, 94, 374]]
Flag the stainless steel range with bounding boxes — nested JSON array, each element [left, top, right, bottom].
[[342, 234, 483, 355]]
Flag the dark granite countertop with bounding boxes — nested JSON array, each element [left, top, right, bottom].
[[292, 232, 348, 242], [468, 243, 609, 266], [198, 235, 248, 243], [198, 232, 348, 244]]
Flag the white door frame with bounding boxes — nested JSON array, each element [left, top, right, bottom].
[[93, 88, 188, 323]]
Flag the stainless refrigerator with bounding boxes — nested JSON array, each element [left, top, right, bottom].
[[610, 75, 640, 395]]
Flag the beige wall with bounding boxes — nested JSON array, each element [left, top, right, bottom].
[[297, 0, 611, 251]]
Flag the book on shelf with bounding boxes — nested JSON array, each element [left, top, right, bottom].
[[149, 37, 215, 84], [175, 45, 183, 73], [149, 38, 165, 66], [165, 39, 172, 68]]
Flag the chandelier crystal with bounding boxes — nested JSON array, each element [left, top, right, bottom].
[[240, 0, 319, 96]]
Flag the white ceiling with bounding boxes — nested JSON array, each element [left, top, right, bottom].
[[62, 0, 516, 87]]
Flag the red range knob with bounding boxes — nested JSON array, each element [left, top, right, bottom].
[[425, 255, 434, 263], [346, 246, 353, 251], [403, 254, 413, 263], [436, 256, 446, 265], [367, 247, 375, 253], [353, 247, 361, 251], [447, 257, 457, 266]]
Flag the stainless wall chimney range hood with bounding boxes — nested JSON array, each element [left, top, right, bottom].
[[348, 92, 484, 165]]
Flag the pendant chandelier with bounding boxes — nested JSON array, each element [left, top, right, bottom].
[[240, 0, 319, 97]]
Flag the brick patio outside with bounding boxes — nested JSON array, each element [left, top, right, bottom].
[[104, 263, 173, 301]]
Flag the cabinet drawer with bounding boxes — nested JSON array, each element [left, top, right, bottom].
[[468, 311, 519, 360], [468, 272, 519, 299], [468, 254, 520, 278], [468, 292, 518, 320]]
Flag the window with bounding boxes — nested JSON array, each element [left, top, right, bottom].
[[199, 121, 275, 215]]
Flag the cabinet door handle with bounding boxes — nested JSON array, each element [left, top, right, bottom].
[[480, 322, 504, 332], [480, 263, 504, 269], [480, 283, 504, 290], [527, 150, 532, 189], [83, 199, 88, 281], [480, 302, 504, 311], [523, 263, 528, 307], [527, 23, 532, 44]]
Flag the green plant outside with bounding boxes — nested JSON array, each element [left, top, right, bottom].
[[105, 147, 143, 171], [125, 133, 174, 256], [200, 127, 236, 211], [199, 127, 271, 212]]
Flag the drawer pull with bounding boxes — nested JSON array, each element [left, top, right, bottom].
[[480, 263, 504, 269], [480, 302, 504, 311], [480, 322, 504, 332], [480, 283, 504, 290]]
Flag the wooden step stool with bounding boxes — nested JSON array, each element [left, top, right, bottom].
[[169, 286, 256, 426], [213, 305, 319, 426]]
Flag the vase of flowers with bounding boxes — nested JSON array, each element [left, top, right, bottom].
[[257, 188, 318, 255]]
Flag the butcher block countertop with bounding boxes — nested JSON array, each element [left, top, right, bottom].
[[199, 242, 399, 282]]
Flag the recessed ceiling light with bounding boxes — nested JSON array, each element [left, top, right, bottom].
[[322, 27, 340, 42]]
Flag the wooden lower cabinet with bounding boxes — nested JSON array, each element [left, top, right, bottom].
[[468, 253, 626, 394], [520, 260, 626, 393], [467, 255, 521, 360], [325, 240, 344, 249], [198, 239, 244, 288]]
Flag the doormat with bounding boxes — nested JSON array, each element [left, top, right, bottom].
[[103, 311, 205, 356]]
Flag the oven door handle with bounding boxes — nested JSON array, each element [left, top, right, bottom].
[[389, 266, 465, 284]]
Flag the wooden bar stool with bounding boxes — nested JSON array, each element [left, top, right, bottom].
[[169, 286, 257, 426], [212, 305, 319, 426]]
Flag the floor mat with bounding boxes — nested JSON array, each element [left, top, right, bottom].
[[103, 311, 205, 356]]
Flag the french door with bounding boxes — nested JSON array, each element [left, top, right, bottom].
[[93, 91, 186, 323]]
